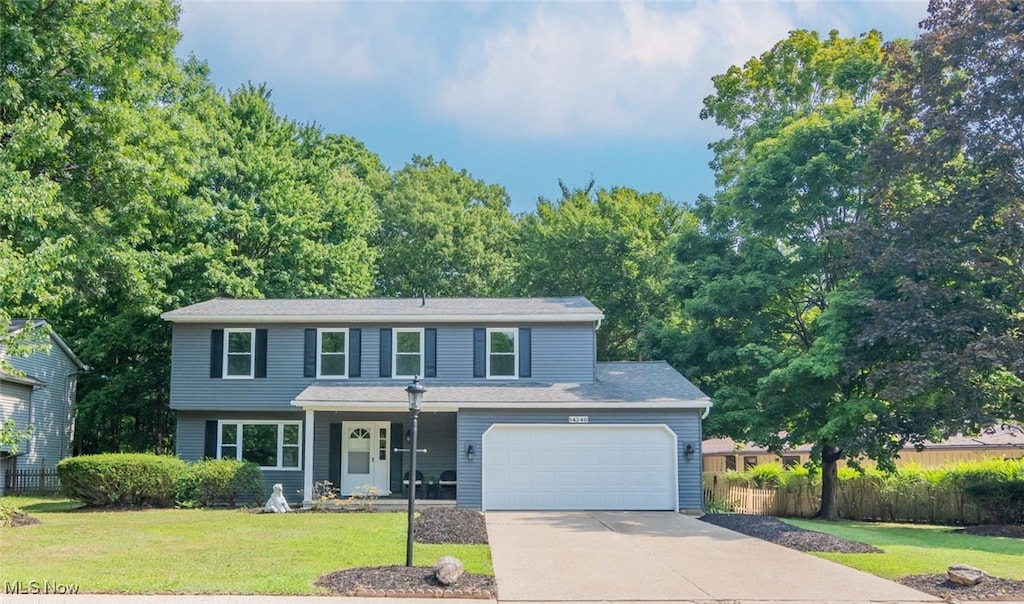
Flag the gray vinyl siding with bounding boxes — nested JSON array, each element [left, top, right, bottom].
[[0, 382, 32, 455], [176, 410, 458, 504], [176, 410, 305, 504], [456, 408, 704, 510], [170, 322, 597, 411], [2, 343, 79, 468]]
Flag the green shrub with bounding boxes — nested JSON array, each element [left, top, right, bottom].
[[57, 454, 186, 507], [0, 499, 19, 528], [963, 480, 1024, 524], [748, 462, 786, 488], [174, 458, 264, 507]]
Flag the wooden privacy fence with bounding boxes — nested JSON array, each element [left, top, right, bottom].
[[4, 463, 61, 494], [703, 473, 985, 523]]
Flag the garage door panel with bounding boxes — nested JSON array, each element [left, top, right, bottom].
[[482, 424, 676, 511]]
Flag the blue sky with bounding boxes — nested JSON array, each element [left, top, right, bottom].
[[176, 1, 929, 214]]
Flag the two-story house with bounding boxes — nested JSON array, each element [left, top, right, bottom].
[[1, 320, 86, 495], [161, 297, 711, 511]]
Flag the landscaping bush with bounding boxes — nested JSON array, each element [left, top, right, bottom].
[[0, 499, 19, 527], [57, 453, 185, 507], [963, 480, 1024, 524], [175, 458, 264, 507], [704, 457, 1024, 524]]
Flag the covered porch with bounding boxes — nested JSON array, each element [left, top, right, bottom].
[[294, 394, 460, 507]]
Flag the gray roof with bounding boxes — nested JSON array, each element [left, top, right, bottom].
[[703, 425, 1024, 454], [293, 361, 710, 409], [162, 297, 604, 323]]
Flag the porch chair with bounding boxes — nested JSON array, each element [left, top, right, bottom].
[[403, 470, 424, 498], [438, 470, 457, 499]]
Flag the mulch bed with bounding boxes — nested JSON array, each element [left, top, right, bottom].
[[701, 514, 1024, 601], [699, 513, 881, 553], [5, 511, 40, 528], [898, 574, 1024, 601], [315, 507, 496, 598]]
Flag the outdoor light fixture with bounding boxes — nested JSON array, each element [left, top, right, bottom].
[[684, 443, 695, 458], [466, 444, 475, 461], [403, 376, 426, 567]]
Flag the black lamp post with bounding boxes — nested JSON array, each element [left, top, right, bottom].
[[404, 376, 426, 567]]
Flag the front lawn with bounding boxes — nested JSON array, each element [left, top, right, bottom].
[[784, 518, 1024, 580], [0, 497, 492, 594]]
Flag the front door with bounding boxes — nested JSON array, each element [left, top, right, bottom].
[[340, 421, 391, 495]]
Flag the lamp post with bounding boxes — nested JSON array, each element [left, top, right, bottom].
[[404, 376, 426, 567]]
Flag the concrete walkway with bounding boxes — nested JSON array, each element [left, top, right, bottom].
[[486, 511, 940, 603]]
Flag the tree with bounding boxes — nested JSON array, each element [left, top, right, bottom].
[[645, 30, 889, 519], [374, 156, 516, 297], [842, 0, 1024, 431], [517, 181, 691, 360]]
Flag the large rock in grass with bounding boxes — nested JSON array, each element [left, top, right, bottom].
[[433, 556, 464, 586], [948, 564, 987, 586]]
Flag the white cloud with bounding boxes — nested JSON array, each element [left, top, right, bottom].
[[433, 2, 797, 140]]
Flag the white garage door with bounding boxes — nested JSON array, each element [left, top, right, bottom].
[[482, 424, 677, 511]]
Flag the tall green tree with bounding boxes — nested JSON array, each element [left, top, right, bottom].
[[843, 0, 1024, 431], [517, 182, 691, 361], [374, 156, 516, 297], [645, 30, 889, 519]]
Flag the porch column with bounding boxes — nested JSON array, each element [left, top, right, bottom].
[[303, 408, 315, 508]]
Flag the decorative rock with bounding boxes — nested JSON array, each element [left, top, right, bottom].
[[263, 483, 292, 513], [948, 564, 987, 586], [433, 555, 465, 586]]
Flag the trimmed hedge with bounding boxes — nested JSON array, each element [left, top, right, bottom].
[[705, 457, 1024, 524], [57, 453, 186, 507], [175, 458, 264, 507]]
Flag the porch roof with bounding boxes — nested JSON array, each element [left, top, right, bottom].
[[291, 361, 712, 413]]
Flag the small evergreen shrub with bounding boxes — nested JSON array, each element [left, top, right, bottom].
[[57, 453, 186, 507], [0, 499, 19, 528], [174, 458, 264, 508], [748, 462, 786, 488]]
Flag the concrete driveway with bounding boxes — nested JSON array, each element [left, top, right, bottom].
[[486, 511, 939, 603]]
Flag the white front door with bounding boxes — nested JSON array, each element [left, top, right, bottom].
[[340, 421, 391, 495]]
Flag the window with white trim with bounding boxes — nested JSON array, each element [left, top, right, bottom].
[[219, 421, 301, 469], [317, 328, 348, 378], [393, 328, 423, 378], [487, 328, 517, 378], [224, 328, 255, 379]]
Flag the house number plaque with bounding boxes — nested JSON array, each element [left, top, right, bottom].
[[568, 416, 589, 424]]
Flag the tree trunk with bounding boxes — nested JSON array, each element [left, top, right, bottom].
[[813, 443, 843, 521]]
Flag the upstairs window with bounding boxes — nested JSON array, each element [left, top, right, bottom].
[[224, 328, 255, 378], [487, 328, 517, 378], [394, 328, 424, 378], [318, 328, 348, 378]]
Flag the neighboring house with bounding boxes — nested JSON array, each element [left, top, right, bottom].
[[161, 297, 712, 511], [703, 425, 1024, 473], [1, 320, 86, 495]]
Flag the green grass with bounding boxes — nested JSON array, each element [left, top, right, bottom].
[[0, 497, 492, 594], [784, 518, 1024, 580]]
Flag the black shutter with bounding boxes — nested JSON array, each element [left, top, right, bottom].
[[328, 423, 342, 489], [304, 329, 317, 378], [379, 328, 392, 377], [390, 422, 403, 494], [210, 329, 224, 378], [424, 328, 437, 378], [519, 327, 532, 378], [473, 328, 486, 378], [254, 329, 268, 378], [204, 420, 218, 459], [349, 329, 361, 378]]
